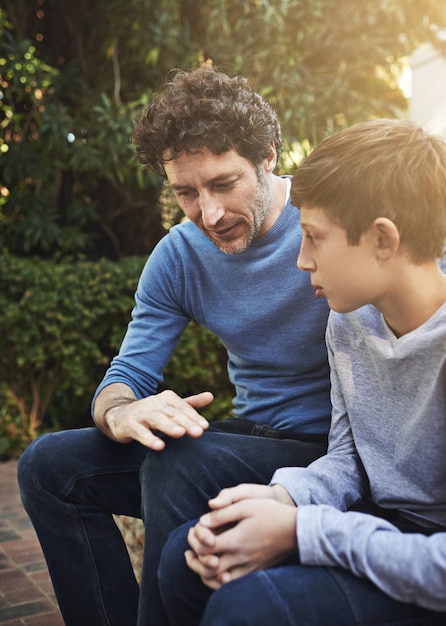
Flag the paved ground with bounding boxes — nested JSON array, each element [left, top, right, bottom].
[[0, 459, 64, 625]]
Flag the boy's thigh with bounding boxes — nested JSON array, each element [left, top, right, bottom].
[[202, 564, 445, 626]]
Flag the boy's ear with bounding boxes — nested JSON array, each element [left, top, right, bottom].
[[371, 217, 400, 260]]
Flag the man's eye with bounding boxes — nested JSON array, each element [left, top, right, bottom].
[[215, 180, 236, 191], [176, 190, 195, 199]]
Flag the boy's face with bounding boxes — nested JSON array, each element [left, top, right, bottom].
[[298, 206, 382, 313], [164, 147, 275, 254]]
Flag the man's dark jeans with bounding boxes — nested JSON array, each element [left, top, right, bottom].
[[17, 421, 326, 626]]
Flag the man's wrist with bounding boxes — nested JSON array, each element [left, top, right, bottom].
[[94, 396, 137, 437]]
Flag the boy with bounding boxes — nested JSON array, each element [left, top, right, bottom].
[[158, 118, 446, 625]]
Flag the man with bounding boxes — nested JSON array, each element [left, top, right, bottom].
[[18, 66, 331, 626]]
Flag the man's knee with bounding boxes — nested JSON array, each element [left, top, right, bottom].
[[18, 432, 59, 498], [18, 428, 100, 504], [142, 433, 216, 474], [140, 433, 223, 499]]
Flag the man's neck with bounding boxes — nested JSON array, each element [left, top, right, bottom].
[[262, 175, 290, 234]]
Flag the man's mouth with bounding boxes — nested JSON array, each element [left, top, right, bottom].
[[209, 223, 240, 237]]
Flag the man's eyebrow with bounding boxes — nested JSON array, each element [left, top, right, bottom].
[[170, 172, 241, 190], [170, 183, 193, 190]]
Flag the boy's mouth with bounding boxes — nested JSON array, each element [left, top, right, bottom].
[[312, 284, 324, 298]]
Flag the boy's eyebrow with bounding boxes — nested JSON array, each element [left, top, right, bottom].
[[300, 220, 317, 230]]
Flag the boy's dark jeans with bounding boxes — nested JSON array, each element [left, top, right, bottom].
[[159, 501, 446, 626]]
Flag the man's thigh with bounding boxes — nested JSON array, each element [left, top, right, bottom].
[[140, 425, 326, 521], [19, 427, 147, 517]]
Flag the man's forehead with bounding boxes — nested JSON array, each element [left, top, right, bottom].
[[162, 145, 239, 163], [164, 148, 251, 184]]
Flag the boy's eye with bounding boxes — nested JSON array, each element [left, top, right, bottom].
[[305, 233, 318, 243]]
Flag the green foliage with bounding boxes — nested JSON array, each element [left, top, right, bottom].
[[2, 1, 446, 259], [1, 0, 445, 456], [0, 8, 164, 260], [0, 253, 233, 458], [0, 382, 29, 460], [179, 0, 446, 145]]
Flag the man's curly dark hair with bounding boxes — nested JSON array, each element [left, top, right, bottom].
[[132, 66, 282, 176]]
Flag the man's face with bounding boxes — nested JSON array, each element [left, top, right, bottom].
[[164, 147, 273, 254]]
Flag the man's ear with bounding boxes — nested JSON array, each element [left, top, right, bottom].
[[264, 141, 277, 172], [371, 217, 400, 260]]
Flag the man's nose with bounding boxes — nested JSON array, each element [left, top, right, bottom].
[[200, 194, 225, 228]]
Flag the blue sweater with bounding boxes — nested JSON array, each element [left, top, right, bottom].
[[94, 198, 331, 436]]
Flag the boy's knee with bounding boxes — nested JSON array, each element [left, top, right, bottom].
[[202, 573, 274, 626], [159, 519, 213, 624], [201, 584, 242, 626], [158, 520, 194, 583], [158, 520, 196, 598]]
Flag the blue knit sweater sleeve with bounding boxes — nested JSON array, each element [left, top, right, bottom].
[[93, 234, 191, 401]]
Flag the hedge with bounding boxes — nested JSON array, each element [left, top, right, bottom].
[[0, 252, 234, 459]]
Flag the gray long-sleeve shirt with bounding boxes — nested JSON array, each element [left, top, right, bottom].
[[272, 303, 446, 611]]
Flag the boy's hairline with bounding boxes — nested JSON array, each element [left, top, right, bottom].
[[298, 202, 441, 264]]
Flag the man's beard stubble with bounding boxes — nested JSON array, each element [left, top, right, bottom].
[[208, 168, 272, 255]]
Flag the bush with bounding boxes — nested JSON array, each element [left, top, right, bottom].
[[0, 253, 233, 459]]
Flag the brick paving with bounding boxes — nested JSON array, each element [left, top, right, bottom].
[[0, 459, 64, 625]]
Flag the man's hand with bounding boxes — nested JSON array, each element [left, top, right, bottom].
[[185, 484, 297, 589], [93, 383, 213, 450]]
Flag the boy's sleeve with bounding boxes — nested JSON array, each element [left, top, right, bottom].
[[273, 312, 446, 612], [297, 505, 446, 612]]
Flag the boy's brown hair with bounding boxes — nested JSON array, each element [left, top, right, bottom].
[[291, 118, 446, 262]]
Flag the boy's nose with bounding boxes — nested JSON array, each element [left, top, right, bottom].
[[297, 246, 315, 272]]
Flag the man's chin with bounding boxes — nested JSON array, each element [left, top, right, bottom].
[[212, 238, 252, 255]]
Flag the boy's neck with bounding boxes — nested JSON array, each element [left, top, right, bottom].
[[380, 261, 446, 337]]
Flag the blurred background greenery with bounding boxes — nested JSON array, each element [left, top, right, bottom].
[[1, 0, 446, 458]]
